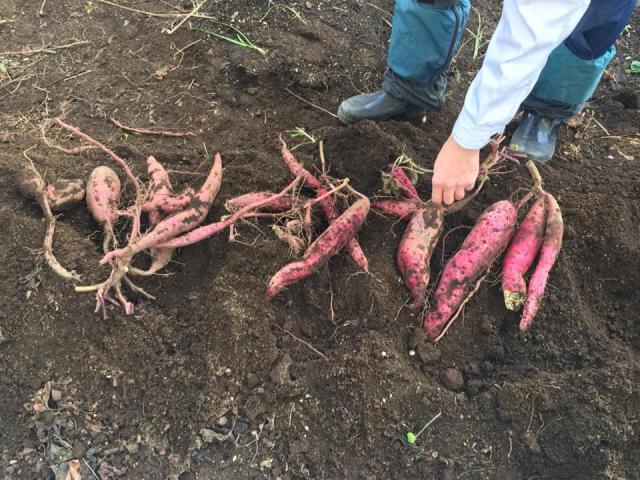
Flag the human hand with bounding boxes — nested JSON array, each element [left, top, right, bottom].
[[431, 135, 480, 205]]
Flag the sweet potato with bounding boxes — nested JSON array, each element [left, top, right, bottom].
[[281, 140, 368, 271], [100, 153, 222, 263], [86, 166, 121, 227], [155, 177, 302, 249], [15, 163, 80, 280], [423, 200, 517, 340], [266, 197, 370, 299], [372, 200, 419, 219], [225, 192, 293, 213], [519, 193, 563, 332], [16, 164, 47, 201], [501, 195, 546, 310], [46, 179, 85, 212], [396, 205, 444, 309], [142, 156, 195, 222], [387, 164, 420, 201]]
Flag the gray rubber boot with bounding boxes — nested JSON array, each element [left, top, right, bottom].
[[337, 90, 427, 124], [509, 112, 565, 163]]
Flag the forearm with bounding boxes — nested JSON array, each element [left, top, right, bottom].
[[452, 0, 590, 149]]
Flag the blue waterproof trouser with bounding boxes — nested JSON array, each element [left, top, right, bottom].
[[383, 0, 637, 118]]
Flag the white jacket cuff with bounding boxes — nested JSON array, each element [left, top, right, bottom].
[[451, 109, 497, 150]]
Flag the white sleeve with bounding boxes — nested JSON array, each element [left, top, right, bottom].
[[451, 0, 590, 150]]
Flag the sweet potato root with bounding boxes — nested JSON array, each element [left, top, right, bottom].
[[281, 139, 368, 271], [142, 156, 195, 222], [86, 166, 121, 227], [424, 200, 517, 340], [100, 153, 222, 263], [225, 192, 293, 213], [372, 200, 419, 219], [16, 164, 47, 201], [386, 164, 421, 201], [501, 195, 547, 310], [396, 205, 444, 309], [47, 179, 85, 212], [519, 193, 563, 332], [266, 197, 370, 299], [15, 163, 80, 281]]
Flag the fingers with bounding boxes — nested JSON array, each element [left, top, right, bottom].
[[464, 182, 475, 191], [454, 187, 466, 201], [431, 183, 444, 205], [442, 187, 455, 206]]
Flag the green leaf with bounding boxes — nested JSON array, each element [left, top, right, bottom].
[[406, 432, 416, 444], [630, 60, 640, 74]]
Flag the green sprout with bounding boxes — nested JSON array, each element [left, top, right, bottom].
[[406, 412, 442, 445], [630, 60, 640, 74], [260, 3, 307, 25], [465, 7, 489, 60], [123, 132, 130, 141], [85, 0, 95, 15], [192, 22, 266, 56], [287, 127, 316, 150]]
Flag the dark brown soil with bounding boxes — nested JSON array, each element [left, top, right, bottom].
[[1, 1, 639, 479]]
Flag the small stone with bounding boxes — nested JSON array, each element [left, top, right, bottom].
[[125, 442, 139, 455], [200, 428, 219, 443], [247, 87, 259, 95], [270, 354, 292, 386], [51, 390, 62, 402], [440, 368, 464, 392], [216, 416, 228, 427], [417, 343, 441, 364], [259, 458, 273, 469]]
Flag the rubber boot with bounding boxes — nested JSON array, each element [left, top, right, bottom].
[[337, 90, 427, 124], [337, 0, 470, 124], [509, 112, 565, 163]]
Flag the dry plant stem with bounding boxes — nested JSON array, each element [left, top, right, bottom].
[[302, 180, 349, 223], [167, 0, 209, 34], [54, 118, 144, 242], [41, 121, 97, 155], [433, 269, 488, 343], [0, 40, 89, 56], [110, 117, 194, 137], [96, 0, 219, 21], [515, 160, 544, 209]]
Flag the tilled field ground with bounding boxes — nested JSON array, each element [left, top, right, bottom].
[[0, 1, 639, 479]]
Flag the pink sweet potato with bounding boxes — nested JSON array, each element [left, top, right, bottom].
[[281, 141, 368, 271], [142, 156, 195, 221], [396, 205, 444, 309], [154, 177, 303, 249], [225, 192, 293, 213], [372, 200, 419, 219], [266, 197, 370, 299], [46, 179, 85, 212], [100, 153, 222, 263], [501, 195, 547, 310], [387, 164, 420, 201], [519, 193, 563, 332], [423, 200, 517, 340], [86, 166, 121, 227]]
